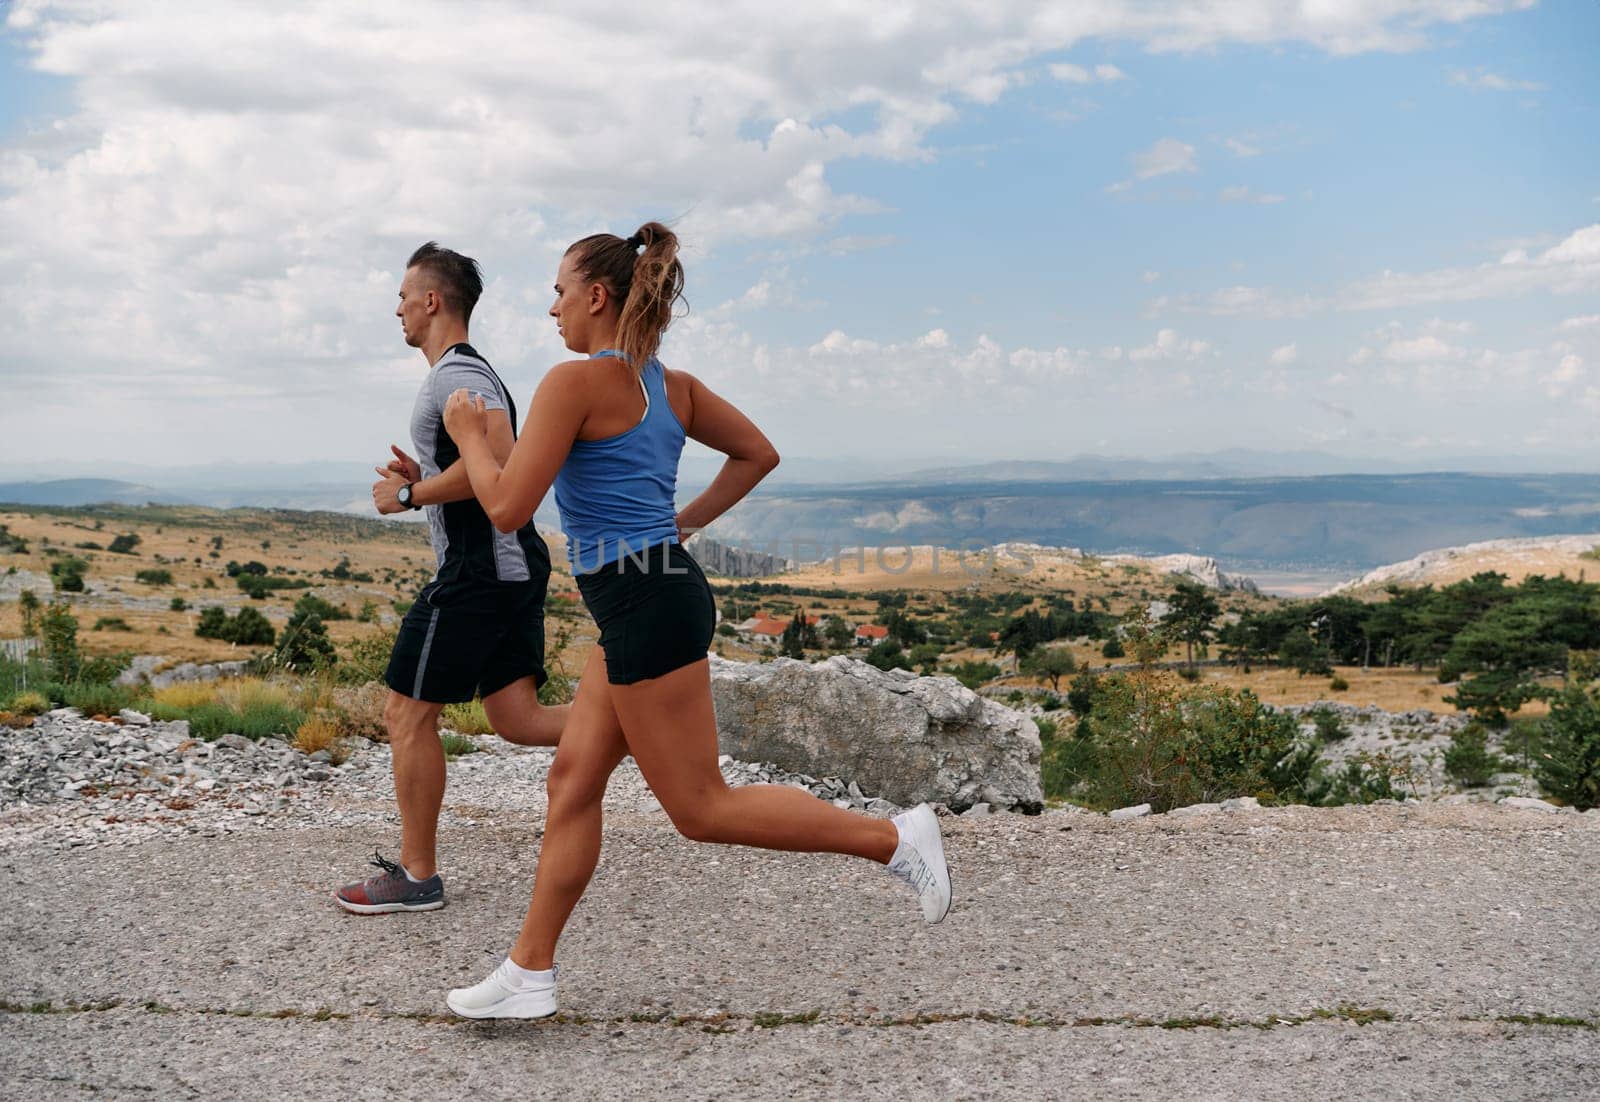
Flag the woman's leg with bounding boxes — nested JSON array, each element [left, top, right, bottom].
[[609, 658, 899, 863], [507, 648, 628, 970]]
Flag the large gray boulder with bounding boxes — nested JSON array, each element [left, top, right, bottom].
[[709, 655, 1043, 813]]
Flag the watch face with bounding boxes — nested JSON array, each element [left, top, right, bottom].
[[398, 484, 413, 507]]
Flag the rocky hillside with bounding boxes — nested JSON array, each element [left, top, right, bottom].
[[1323, 533, 1600, 596]]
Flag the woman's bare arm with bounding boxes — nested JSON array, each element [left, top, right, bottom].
[[444, 361, 591, 533], [673, 372, 780, 537]]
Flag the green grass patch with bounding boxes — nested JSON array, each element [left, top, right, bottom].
[[439, 732, 480, 758]]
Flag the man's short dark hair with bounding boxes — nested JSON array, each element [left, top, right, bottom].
[[407, 242, 484, 323]]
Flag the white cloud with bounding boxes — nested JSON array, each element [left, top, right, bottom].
[[1133, 137, 1197, 179], [1219, 185, 1286, 204], [1560, 314, 1600, 331], [1128, 328, 1212, 362], [1050, 61, 1128, 84], [0, 0, 1547, 463], [1167, 223, 1600, 319], [1269, 343, 1299, 366], [1225, 137, 1261, 157], [1382, 335, 1458, 363], [1450, 68, 1542, 92]]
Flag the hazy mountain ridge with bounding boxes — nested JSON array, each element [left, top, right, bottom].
[[5, 469, 1599, 573]]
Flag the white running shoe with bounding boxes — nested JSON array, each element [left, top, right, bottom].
[[886, 804, 952, 923], [446, 959, 558, 1020]]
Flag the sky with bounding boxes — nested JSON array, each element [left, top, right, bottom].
[[1, 0, 1598, 478]]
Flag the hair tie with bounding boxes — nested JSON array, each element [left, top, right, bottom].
[[624, 233, 645, 249]]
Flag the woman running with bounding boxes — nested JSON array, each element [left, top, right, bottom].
[[439, 222, 951, 1019]]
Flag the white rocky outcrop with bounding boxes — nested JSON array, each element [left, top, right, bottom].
[[709, 655, 1043, 813], [1323, 533, 1600, 595]]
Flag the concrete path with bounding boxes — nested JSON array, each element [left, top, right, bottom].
[[2, 802, 1597, 1099]]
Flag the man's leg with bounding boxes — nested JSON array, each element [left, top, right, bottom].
[[385, 690, 448, 879], [482, 676, 569, 747]]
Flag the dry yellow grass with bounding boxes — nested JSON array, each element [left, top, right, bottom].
[[291, 715, 348, 761]]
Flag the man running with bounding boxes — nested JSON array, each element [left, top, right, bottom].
[[335, 242, 568, 915]]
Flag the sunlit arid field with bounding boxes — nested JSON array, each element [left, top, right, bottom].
[[0, 503, 1581, 721]]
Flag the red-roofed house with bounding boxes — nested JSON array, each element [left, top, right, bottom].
[[743, 614, 791, 640], [854, 623, 889, 647]]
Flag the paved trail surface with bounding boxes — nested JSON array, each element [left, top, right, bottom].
[[2, 782, 1596, 1100]]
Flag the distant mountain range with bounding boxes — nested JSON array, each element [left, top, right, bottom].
[[4, 463, 1599, 572]]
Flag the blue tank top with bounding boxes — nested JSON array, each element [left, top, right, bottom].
[[553, 351, 686, 574]]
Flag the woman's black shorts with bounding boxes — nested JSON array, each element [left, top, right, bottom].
[[576, 541, 715, 685]]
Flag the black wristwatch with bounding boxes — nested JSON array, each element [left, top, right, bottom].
[[397, 482, 420, 510]]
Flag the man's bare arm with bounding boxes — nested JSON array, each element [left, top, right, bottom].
[[373, 411, 517, 513]]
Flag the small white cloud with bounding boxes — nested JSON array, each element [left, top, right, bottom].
[[1141, 270, 1161, 284], [1450, 69, 1542, 93], [1134, 138, 1197, 180], [1269, 343, 1299, 366], [1348, 346, 1374, 366], [1129, 328, 1212, 362], [1560, 315, 1600, 331], [1225, 137, 1261, 158], [1049, 62, 1126, 85], [1219, 185, 1286, 205], [1383, 336, 1457, 363]]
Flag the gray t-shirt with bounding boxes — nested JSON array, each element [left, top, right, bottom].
[[408, 342, 545, 586]]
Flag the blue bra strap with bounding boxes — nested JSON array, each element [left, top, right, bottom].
[[590, 348, 626, 361]]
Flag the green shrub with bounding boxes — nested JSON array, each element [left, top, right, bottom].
[[1536, 683, 1600, 810], [107, 533, 141, 555], [293, 593, 351, 621], [1101, 636, 1125, 659], [40, 603, 81, 682], [1066, 671, 1097, 716], [80, 653, 131, 684], [49, 556, 87, 593], [170, 597, 188, 612], [8, 690, 50, 717], [538, 671, 575, 706], [1069, 673, 1313, 812], [62, 680, 138, 717], [442, 698, 494, 735], [949, 660, 1000, 688], [92, 617, 133, 632], [1329, 676, 1350, 692], [1443, 723, 1502, 787], [356, 599, 378, 624], [135, 569, 173, 585], [195, 606, 276, 646], [1313, 751, 1414, 805], [339, 628, 397, 685], [274, 610, 335, 673], [865, 639, 911, 672], [440, 732, 480, 758], [1307, 706, 1351, 743], [1035, 716, 1058, 741]]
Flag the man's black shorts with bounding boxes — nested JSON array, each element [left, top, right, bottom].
[[384, 579, 548, 704]]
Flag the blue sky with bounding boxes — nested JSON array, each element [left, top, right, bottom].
[[1, 1, 1597, 476]]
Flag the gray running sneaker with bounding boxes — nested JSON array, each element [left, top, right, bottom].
[[335, 852, 445, 915]]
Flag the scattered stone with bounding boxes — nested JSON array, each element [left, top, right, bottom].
[[1221, 797, 1261, 812], [1109, 803, 1152, 821], [1498, 796, 1558, 813], [118, 709, 152, 727], [960, 803, 992, 818], [215, 734, 254, 753], [1165, 802, 1221, 819]]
